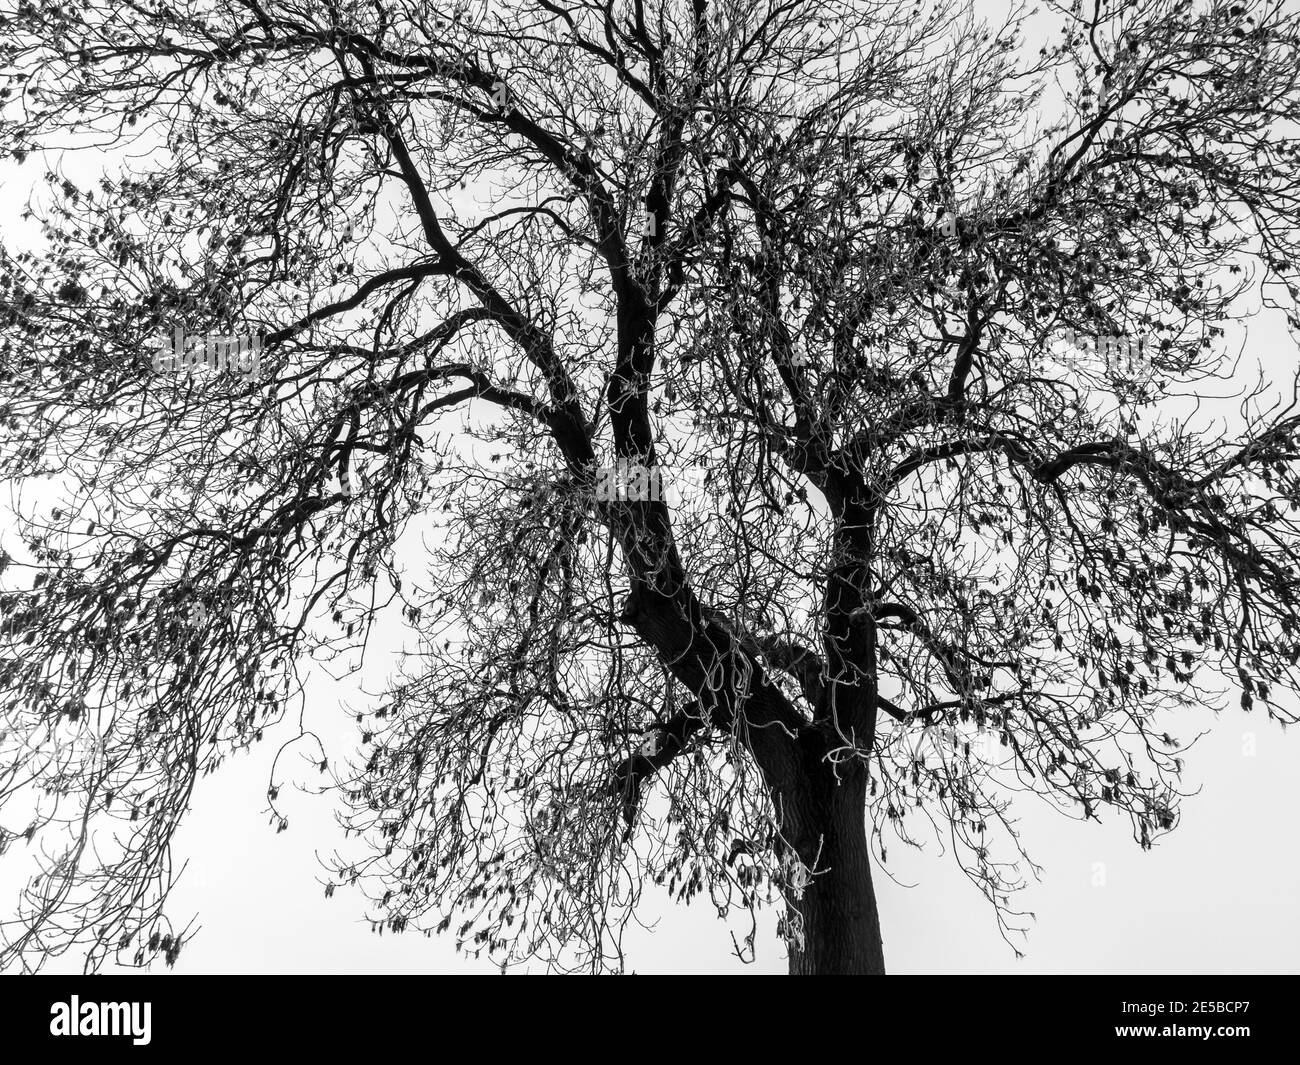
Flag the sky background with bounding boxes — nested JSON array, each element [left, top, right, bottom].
[[1, 0, 1298, 974], [147, 692, 1300, 974]]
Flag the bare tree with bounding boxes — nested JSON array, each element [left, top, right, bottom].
[[1, 0, 1299, 974]]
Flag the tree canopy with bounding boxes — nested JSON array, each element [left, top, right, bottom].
[[2, 0, 1300, 973]]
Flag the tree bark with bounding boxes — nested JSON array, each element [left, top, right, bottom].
[[618, 588, 887, 974], [785, 768, 886, 975]]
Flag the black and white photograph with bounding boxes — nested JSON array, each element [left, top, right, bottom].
[[0, 0, 1296, 1041]]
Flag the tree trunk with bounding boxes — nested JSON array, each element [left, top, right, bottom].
[[785, 770, 886, 975]]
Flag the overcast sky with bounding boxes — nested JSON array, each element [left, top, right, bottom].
[[145, 679, 1297, 974]]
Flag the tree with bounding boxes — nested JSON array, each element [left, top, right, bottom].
[[1, 0, 1300, 975]]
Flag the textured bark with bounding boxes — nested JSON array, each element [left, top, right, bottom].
[[618, 561, 888, 974], [785, 767, 886, 975]]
